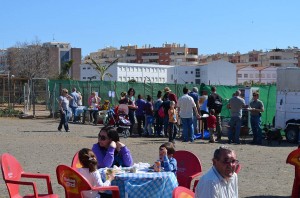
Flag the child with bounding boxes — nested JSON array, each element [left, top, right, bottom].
[[168, 101, 178, 143], [207, 109, 217, 143], [77, 148, 115, 198], [157, 142, 177, 174]]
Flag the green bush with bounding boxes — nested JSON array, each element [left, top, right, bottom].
[[0, 107, 23, 117]]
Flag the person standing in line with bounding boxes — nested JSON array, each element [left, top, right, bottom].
[[195, 146, 239, 198], [161, 93, 171, 137], [188, 87, 200, 134], [127, 88, 138, 135], [88, 91, 101, 126], [199, 90, 209, 132], [58, 88, 73, 132], [135, 94, 146, 137], [249, 92, 264, 145], [164, 87, 178, 106], [227, 90, 246, 144], [154, 91, 163, 137], [177, 87, 201, 142], [144, 95, 154, 136], [207, 86, 223, 141], [69, 87, 79, 123]]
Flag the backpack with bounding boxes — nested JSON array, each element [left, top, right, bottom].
[[158, 106, 165, 118]]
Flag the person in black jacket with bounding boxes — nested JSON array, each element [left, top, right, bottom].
[[207, 86, 223, 141]]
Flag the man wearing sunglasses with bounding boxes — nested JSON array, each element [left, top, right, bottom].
[[195, 146, 239, 198], [249, 92, 264, 145]]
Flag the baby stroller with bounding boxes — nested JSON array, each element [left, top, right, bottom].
[[104, 104, 131, 138]]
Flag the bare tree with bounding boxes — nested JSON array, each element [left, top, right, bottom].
[[7, 39, 54, 79]]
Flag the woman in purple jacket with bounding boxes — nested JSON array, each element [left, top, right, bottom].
[[92, 126, 133, 168]]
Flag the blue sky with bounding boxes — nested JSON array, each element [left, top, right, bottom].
[[1, 0, 300, 56]]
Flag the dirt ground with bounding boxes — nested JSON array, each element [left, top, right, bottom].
[[0, 117, 296, 198]]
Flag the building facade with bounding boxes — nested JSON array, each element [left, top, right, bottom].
[[88, 43, 198, 66], [80, 60, 236, 86], [43, 42, 81, 80]]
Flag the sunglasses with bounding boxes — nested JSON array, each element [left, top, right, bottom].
[[221, 159, 239, 165], [98, 135, 108, 141]]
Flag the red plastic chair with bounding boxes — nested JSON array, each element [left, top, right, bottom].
[[56, 164, 120, 198], [286, 147, 300, 198], [172, 186, 195, 198], [71, 151, 82, 169], [173, 150, 202, 190], [0, 153, 59, 198]]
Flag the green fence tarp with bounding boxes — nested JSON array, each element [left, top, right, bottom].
[[48, 80, 276, 125]]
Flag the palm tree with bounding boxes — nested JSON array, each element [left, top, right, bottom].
[[87, 58, 118, 81], [58, 59, 73, 79]]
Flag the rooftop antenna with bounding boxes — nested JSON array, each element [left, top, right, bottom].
[[52, 34, 55, 41]]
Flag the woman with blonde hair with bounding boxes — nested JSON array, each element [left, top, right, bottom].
[[88, 91, 101, 125]]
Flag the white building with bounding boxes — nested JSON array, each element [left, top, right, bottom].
[[198, 60, 236, 85], [80, 60, 236, 86], [80, 63, 173, 83], [237, 66, 277, 85]]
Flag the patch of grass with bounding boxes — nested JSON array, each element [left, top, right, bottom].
[[0, 107, 23, 117]]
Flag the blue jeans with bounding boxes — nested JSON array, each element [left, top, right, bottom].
[[70, 106, 78, 122], [58, 110, 69, 131], [228, 116, 242, 143], [193, 115, 198, 134], [251, 115, 262, 144], [144, 115, 153, 135], [181, 118, 194, 142]]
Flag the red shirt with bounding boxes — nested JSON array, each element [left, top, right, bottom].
[[207, 115, 216, 129]]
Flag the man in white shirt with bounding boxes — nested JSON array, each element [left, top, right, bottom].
[[177, 87, 201, 142], [195, 146, 239, 198]]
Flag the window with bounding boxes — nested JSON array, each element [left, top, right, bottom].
[[195, 79, 201, 84], [191, 71, 193, 74], [119, 77, 122, 81], [195, 69, 200, 77], [83, 67, 86, 70], [87, 67, 91, 70], [267, 74, 271, 78], [171, 74, 173, 80], [250, 74, 253, 78], [185, 71, 188, 74], [83, 77, 86, 79], [255, 74, 259, 78], [261, 74, 265, 78], [244, 74, 248, 78], [237, 74, 242, 78]]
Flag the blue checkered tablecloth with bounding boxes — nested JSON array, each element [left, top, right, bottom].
[[111, 171, 178, 198]]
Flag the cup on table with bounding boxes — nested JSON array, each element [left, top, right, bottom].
[[154, 161, 161, 172]]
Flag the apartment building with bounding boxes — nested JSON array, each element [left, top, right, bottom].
[[88, 43, 198, 66], [43, 42, 81, 80], [200, 48, 299, 68]]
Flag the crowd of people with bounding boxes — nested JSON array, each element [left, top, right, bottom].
[[57, 85, 264, 146]]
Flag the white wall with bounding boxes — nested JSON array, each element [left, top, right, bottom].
[[202, 60, 236, 85]]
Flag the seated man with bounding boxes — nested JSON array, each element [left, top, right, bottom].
[[195, 146, 239, 198]]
